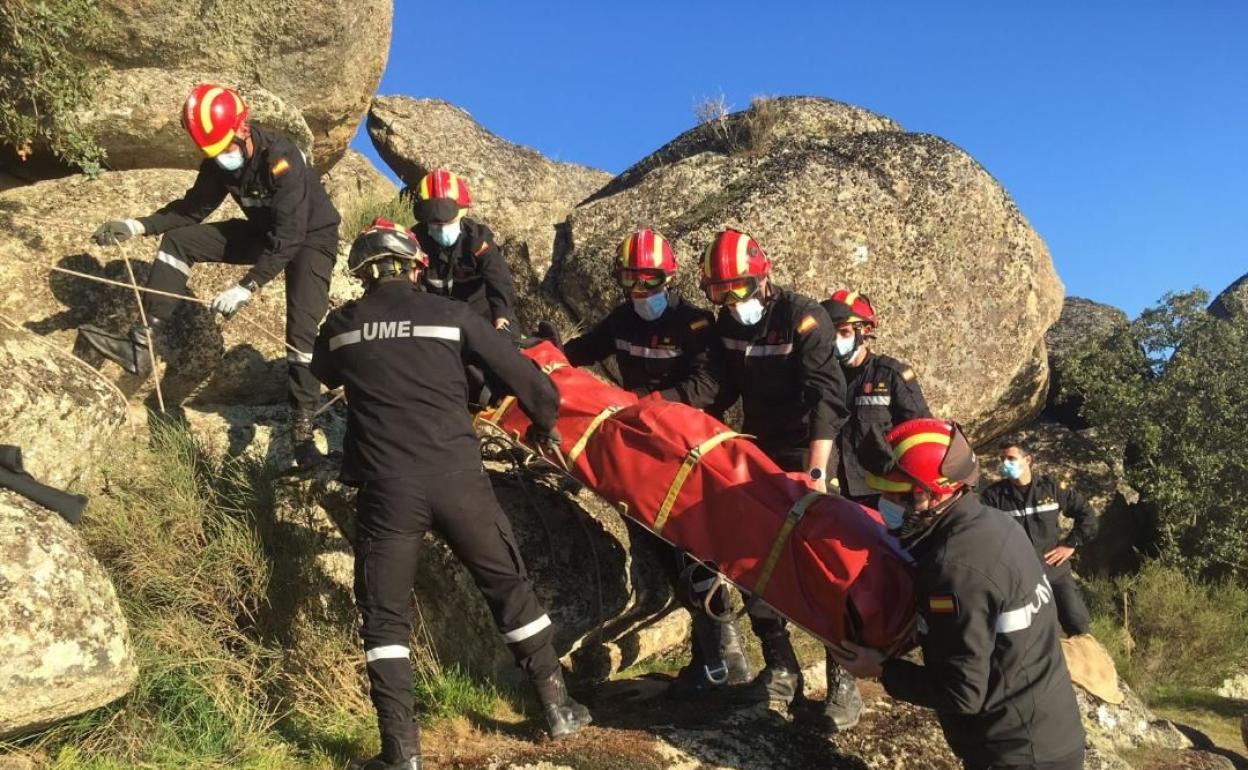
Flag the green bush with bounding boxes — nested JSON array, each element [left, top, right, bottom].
[[0, 0, 107, 173], [1063, 290, 1248, 581], [1084, 560, 1248, 693]]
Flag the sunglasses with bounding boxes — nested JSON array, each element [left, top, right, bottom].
[[702, 277, 760, 306], [617, 269, 668, 291]]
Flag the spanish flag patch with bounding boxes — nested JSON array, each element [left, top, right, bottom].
[[902, 368, 916, 382], [690, 318, 710, 332], [271, 158, 291, 177], [797, 314, 818, 334], [928, 594, 957, 614]]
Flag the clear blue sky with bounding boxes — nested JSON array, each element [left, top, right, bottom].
[[351, 2, 1248, 319]]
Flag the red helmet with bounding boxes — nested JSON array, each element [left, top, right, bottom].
[[700, 229, 771, 305], [617, 229, 676, 273], [413, 169, 473, 223], [182, 84, 248, 158], [866, 418, 979, 496], [824, 288, 878, 327]]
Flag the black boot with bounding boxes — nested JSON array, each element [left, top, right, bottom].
[[668, 614, 730, 699], [355, 722, 421, 769], [291, 408, 324, 468], [533, 668, 591, 739], [77, 321, 156, 377], [720, 616, 754, 685], [821, 654, 864, 732], [745, 629, 803, 707]]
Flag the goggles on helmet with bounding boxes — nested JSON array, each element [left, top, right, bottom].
[[703, 276, 761, 306], [617, 268, 668, 291]]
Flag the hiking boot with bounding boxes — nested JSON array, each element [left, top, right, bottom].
[[354, 722, 421, 769], [744, 630, 803, 707], [821, 655, 863, 732], [77, 321, 156, 377], [533, 668, 592, 739], [720, 617, 754, 685], [291, 408, 324, 468], [669, 614, 729, 699]]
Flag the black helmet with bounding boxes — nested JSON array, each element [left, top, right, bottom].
[[348, 218, 428, 279]]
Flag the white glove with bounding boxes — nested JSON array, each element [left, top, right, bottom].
[[211, 283, 253, 318]]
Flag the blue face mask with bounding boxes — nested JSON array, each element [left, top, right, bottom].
[[430, 221, 461, 248], [877, 498, 906, 530], [215, 147, 245, 172], [1000, 459, 1024, 480], [729, 297, 765, 326], [632, 290, 668, 321]]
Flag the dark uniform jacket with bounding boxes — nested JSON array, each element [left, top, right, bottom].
[[563, 296, 718, 404], [881, 493, 1085, 768], [414, 218, 516, 326], [310, 280, 558, 483], [839, 352, 931, 497], [980, 474, 1099, 580], [710, 286, 847, 463], [138, 126, 339, 288]]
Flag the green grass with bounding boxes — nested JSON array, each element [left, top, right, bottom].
[[339, 192, 415, 240], [1149, 686, 1247, 757], [1, 422, 505, 769]]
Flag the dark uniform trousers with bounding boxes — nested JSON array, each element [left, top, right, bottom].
[[355, 469, 559, 734], [1047, 572, 1092, 637], [966, 748, 1085, 770], [144, 219, 336, 411]]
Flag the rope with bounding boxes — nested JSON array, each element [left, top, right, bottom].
[[119, 239, 165, 412], [48, 264, 303, 356]]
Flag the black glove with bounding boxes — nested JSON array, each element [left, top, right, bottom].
[[535, 320, 564, 351], [92, 219, 140, 246], [525, 424, 562, 454]]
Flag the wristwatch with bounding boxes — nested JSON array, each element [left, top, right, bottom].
[[808, 467, 823, 481]]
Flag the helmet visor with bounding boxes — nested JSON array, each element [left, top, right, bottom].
[[617, 268, 668, 291], [703, 277, 760, 306]]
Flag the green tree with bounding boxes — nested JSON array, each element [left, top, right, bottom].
[[1064, 289, 1248, 580], [0, 0, 105, 173]]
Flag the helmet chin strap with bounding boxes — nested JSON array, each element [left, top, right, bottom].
[[899, 486, 967, 549]]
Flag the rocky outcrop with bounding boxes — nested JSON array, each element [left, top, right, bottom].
[[554, 96, 1064, 441], [0, 490, 137, 738], [0, 170, 307, 407], [75, 0, 392, 170], [320, 150, 399, 221], [0, 316, 128, 487], [1045, 297, 1131, 428], [1209, 273, 1248, 319], [367, 97, 612, 278], [73, 68, 315, 172]]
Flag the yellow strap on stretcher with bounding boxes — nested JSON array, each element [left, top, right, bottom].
[[485, 395, 517, 426], [751, 491, 823, 599], [653, 431, 743, 534], [541, 361, 567, 374], [567, 404, 624, 464]]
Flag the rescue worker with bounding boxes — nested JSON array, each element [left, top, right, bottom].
[[698, 229, 862, 730], [830, 418, 1086, 770], [980, 438, 1098, 636], [821, 289, 931, 526], [310, 220, 590, 769], [560, 229, 751, 696], [78, 84, 338, 467], [407, 169, 516, 332]]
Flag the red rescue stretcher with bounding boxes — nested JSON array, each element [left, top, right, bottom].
[[476, 341, 916, 653]]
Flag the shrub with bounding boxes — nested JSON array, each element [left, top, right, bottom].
[[1063, 290, 1248, 581], [1084, 560, 1248, 693], [338, 192, 414, 241], [0, 0, 107, 173]]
